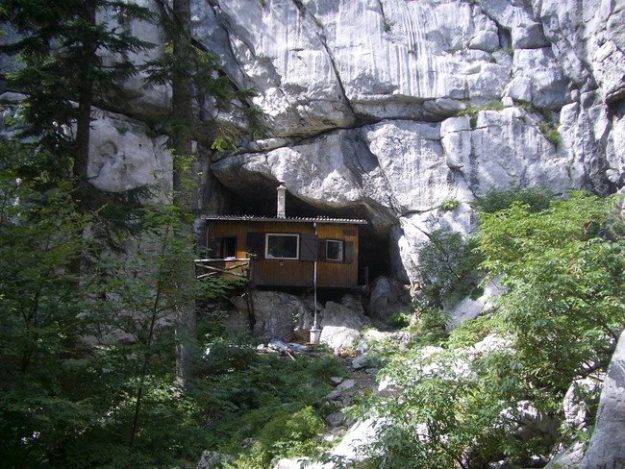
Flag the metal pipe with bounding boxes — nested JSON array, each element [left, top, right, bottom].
[[310, 221, 321, 344], [313, 221, 318, 327]]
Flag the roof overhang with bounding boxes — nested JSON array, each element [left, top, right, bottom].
[[201, 215, 368, 225]]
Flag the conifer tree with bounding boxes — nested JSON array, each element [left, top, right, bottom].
[[0, 0, 152, 199]]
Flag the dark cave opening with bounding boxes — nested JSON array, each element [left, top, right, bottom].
[[212, 179, 393, 289]]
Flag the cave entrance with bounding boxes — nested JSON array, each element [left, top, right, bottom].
[[201, 181, 394, 293]]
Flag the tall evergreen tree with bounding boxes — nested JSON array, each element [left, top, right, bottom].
[[147, 0, 264, 389], [0, 0, 153, 198]]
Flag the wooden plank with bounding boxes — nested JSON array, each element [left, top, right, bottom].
[[205, 220, 359, 288]]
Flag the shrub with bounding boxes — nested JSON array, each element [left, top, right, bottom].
[[390, 312, 412, 328], [362, 192, 625, 468], [417, 229, 483, 309], [407, 308, 449, 347], [441, 198, 460, 212], [474, 187, 553, 214], [478, 192, 625, 389]]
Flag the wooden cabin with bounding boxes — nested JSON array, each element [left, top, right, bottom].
[[200, 186, 367, 289]]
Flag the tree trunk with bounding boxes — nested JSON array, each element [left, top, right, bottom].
[[171, 0, 197, 390], [74, 0, 96, 199]]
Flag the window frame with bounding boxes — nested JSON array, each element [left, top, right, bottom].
[[265, 233, 300, 260], [325, 239, 344, 262]]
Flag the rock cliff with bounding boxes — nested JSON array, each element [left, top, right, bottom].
[[2, 0, 624, 283]]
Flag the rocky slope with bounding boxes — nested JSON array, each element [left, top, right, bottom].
[[2, 0, 624, 283]]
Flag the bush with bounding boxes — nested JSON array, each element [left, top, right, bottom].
[[253, 406, 325, 464], [407, 308, 449, 347], [362, 191, 625, 468], [417, 229, 483, 309], [390, 312, 412, 328], [474, 187, 553, 214], [441, 198, 460, 212], [478, 192, 625, 389]]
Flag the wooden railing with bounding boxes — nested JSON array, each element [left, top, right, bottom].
[[194, 258, 251, 281], [195, 258, 256, 331]]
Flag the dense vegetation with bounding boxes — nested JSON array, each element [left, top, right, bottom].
[[363, 191, 625, 468], [1, 1, 624, 467], [0, 140, 344, 467]]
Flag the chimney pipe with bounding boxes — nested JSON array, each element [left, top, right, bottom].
[[277, 184, 286, 218]]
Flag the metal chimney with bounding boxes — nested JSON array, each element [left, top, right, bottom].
[[277, 184, 286, 218]]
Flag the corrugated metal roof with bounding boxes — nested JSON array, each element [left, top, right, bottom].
[[201, 214, 368, 225]]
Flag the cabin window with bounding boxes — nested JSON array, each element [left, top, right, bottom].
[[325, 239, 344, 262], [265, 233, 299, 260], [221, 237, 237, 259]]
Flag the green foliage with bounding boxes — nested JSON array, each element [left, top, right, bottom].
[[406, 308, 449, 347], [390, 312, 412, 328], [0, 0, 153, 155], [458, 100, 504, 128], [478, 192, 625, 388], [416, 229, 483, 309], [363, 191, 625, 468], [196, 332, 342, 466], [236, 407, 326, 467], [539, 121, 562, 147], [474, 187, 554, 214], [440, 198, 460, 212], [144, 13, 267, 151]]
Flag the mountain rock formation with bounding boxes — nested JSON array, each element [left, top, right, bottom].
[[2, 0, 624, 284]]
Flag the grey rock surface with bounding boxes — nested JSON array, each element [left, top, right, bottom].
[[4, 0, 625, 292], [368, 276, 410, 320], [87, 109, 173, 197], [446, 276, 504, 330], [320, 301, 366, 353], [231, 291, 311, 342], [582, 330, 625, 468]]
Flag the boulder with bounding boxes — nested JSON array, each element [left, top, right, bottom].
[[329, 417, 389, 464], [351, 352, 380, 370], [340, 294, 365, 317], [446, 276, 503, 330], [231, 291, 312, 342], [327, 379, 356, 400], [377, 375, 400, 398], [545, 441, 585, 469], [319, 301, 366, 353], [545, 442, 585, 468], [367, 276, 410, 320], [272, 457, 324, 469], [582, 330, 625, 468], [325, 411, 346, 428], [87, 109, 173, 197], [498, 400, 559, 444], [562, 374, 604, 431], [197, 450, 231, 469]]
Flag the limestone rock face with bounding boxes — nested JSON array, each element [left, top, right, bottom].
[[87, 109, 173, 197], [582, 330, 625, 468], [446, 276, 503, 330], [213, 105, 584, 283], [4, 0, 625, 288]]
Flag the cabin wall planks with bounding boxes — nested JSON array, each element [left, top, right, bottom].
[[206, 220, 360, 288]]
